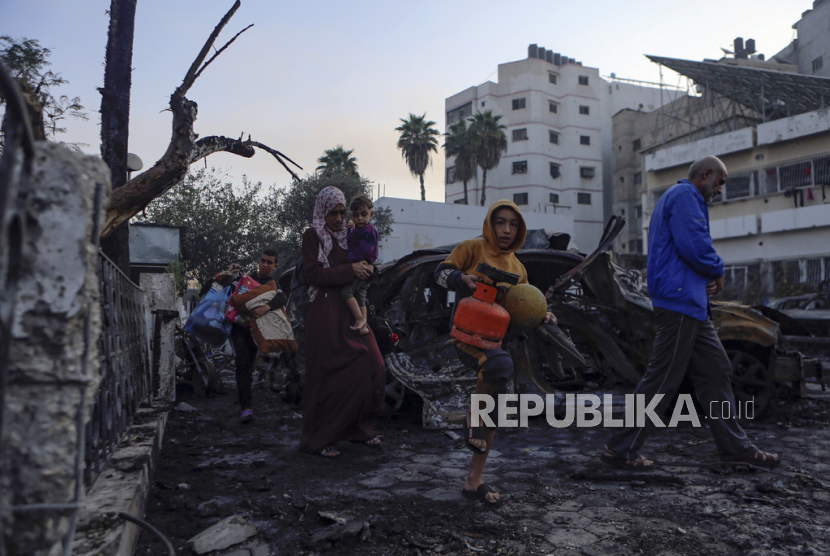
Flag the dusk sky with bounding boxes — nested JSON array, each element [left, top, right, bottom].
[[1, 1, 807, 202]]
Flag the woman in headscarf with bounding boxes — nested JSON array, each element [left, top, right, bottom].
[[299, 186, 385, 457]]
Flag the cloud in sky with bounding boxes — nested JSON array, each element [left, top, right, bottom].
[[1, 0, 804, 202]]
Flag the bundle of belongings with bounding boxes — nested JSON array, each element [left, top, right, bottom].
[[230, 281, 299, 354]]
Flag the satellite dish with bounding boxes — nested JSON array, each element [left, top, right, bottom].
[[127, 153, 143, 172]]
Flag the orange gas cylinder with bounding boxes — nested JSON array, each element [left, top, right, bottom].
[[451, 283, 511, 349]]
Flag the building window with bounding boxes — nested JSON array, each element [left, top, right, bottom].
[[580, 166, 595, 178], [513, 192, 528, 205], [580, 135, 591, 145], [446, 166, 456, 184], [633, 172, 642, 185], [813, 56, 823, 72], [512, 160, 528, 174], [549, 131, 559, 144], [454, 198, 468, 204], [446, 102, 472, 125], [550, 163, 560, 178], [579, 105, 590, 115], [549, 73, 558, 84], [578, 75, 589, 85], [512, 97, 526, 110], [512, 128, 528, 141], [577, 192, 592, 204], [632, 138, 641, 151], [549, 101, 558, 113], [636, 205, 642, 218], [550, 193, 560, 204]]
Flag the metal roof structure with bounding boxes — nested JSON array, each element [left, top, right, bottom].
[[647, 55, 830, 121]]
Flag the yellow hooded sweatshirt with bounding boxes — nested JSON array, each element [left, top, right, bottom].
[[440, 199, 529, 285]]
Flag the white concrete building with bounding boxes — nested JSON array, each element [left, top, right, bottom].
[[772, 0, 830, 78], [374, 197, 575, 264], [444, 45, 664, 252]]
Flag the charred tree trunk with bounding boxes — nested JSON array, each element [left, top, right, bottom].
[[99, 0, 136, 275]]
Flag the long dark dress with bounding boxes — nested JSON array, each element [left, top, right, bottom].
[[300, 227, 385, 452]]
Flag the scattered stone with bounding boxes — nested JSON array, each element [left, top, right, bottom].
[[178, 483, 191, 490], [677, 527, 687, 534], [176, 402, 198, 413], [187, 515, 258, 554], [319, 511, 353, 524], [308, 519, 368, 547]]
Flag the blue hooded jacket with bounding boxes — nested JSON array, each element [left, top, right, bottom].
[[647, 179, 724, 321]]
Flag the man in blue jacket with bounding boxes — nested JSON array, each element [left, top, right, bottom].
[[601, 156, 780, 470]]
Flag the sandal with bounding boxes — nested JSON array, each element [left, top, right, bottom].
[[465, 413, 489, 455], [721, 449, 780, 469], [600, 445, 653, 471], [318, 444, 341, 458], [461, 483, 500, 505], [363, 436, 382, 448]]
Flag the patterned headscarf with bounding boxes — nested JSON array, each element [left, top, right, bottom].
[[309, 186, 348, 301]]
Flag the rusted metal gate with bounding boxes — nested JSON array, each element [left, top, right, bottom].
[[85, 252, 151, 486]]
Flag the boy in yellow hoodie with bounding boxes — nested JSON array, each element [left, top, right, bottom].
[[434, 200, 556, 505]]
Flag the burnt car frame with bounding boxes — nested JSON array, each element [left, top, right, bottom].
[[278, 218, 820, 427]]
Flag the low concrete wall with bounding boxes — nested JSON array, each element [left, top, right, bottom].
[[1, 143, 110, 555]]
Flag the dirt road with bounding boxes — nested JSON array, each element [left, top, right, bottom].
[[136, 376, 830, 555]]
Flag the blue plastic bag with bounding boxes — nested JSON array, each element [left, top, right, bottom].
[[185, 286, 232, 347]]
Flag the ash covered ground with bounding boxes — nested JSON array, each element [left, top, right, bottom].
[[136, 371, 830, 556]]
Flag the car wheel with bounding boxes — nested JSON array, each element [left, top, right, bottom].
[[726, 349, 772, 416]]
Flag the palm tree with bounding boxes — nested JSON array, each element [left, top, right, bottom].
[[469, 110, 507, 207], [443, 118, 477, 205], [395, 113, 439, 201], [316, 146, 358, 177]]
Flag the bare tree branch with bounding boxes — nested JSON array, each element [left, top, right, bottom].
[[193, 24, 254, 82], [247, 141, 302, 180], [100, 1, 300, 238], [177, 0, 241, 96]]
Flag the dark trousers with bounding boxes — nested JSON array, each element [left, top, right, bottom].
[[230, 323, 258, 410], [606, 307, 754, 460]]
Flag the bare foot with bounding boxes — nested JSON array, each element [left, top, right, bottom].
[[350, 317, 367, 332], [467, 412, 487, 452]]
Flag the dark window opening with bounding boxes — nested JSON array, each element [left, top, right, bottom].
[[512, 97, 526, 110], [549, 73, 557, 84], [633, 172, 642, 185], [577, 192, 592, 204], [579, 105, 590, 115], [512, 128, 528, 141], [578, 75, 589, 85], [549, 101, 558, 113], [550, 163, 560, 179], [550, 193, 560, 204], [512, 160, 528, 174], [632, 138, 641, 151], [446, 166, 456, 184], [580, 167, 595, 178], [513, 192, 528, 205], [549, 131, 559, 144], [580, 135, 591, 145], [446, 102, 472, 125]]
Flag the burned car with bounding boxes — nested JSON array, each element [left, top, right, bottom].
[[278, 218, 819, 427]]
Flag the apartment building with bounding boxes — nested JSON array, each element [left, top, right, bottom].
[[444, 45, 663, 252]]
